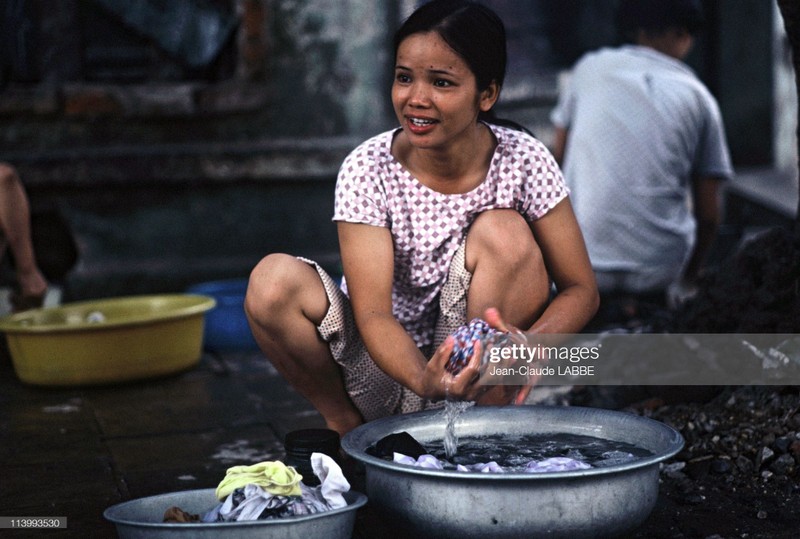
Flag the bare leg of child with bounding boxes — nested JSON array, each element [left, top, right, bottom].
[[0, 163, 48, 311]]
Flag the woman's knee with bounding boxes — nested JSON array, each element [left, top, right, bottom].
[[467, 209, 544, 271], [245, 254, 305, 320]]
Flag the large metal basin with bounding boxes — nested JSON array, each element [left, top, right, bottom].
[[342, 405, 683, 539], [104, 488, 367, 539]]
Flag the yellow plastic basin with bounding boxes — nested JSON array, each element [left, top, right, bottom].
[[0, 294, 216, 386]]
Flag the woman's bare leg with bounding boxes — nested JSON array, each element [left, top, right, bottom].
[[465, 209, 550, 327], [245, 254, 363, 436], [465, 209, 550, 404]]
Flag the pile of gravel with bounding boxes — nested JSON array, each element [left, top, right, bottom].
[[630, 386, 800, 504]]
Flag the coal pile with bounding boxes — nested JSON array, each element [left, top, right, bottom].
[[674, 226, 800, 333], [621, 385, 800, 538]]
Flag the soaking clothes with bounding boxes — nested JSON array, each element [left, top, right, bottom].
[[333, 123, 568, 349], [392, 452, 591, 473], [215, 460, 302, 500]]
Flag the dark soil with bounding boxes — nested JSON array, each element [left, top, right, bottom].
[[578, 226, 800, 538], [612, 385, 800, 539]]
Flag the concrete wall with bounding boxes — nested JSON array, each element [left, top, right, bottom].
[[2, 0, 395, 300], [0, 0, 795, 301]]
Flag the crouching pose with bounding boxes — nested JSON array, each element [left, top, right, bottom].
[[245, 0, 598, 436]]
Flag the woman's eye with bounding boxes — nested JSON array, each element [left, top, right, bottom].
[[395, 73, 411, 83], [434, 79, 452, 88]]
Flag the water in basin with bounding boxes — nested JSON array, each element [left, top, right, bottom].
[[426, 432, 653, 471]]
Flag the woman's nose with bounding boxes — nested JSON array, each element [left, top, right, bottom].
[[407, 82, 431, 107]]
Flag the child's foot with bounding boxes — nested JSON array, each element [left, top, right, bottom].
[[13, 269, 47, 311], [10, 290, 45, 312]]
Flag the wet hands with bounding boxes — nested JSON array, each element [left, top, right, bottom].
[[483, 308, 534, 405], [423, 313, 531, 404], [422, 335, 485, 402]]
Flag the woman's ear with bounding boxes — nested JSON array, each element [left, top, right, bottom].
[[479, 81, 501, 112]]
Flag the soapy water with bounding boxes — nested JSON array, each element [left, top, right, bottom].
[[427, 432, 652, 472]]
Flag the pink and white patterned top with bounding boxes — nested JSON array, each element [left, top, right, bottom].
[[333, 123, 568, 348]]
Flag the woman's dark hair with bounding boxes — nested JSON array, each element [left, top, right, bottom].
[[393, 0, 507, 93], [616, 0, 704, 42], [393, 1, 535, 135]]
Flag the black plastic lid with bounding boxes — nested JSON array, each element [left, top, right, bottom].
[[284, 428, 340, 453]]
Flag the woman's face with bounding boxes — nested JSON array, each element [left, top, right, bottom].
[[392, 31, 498, 151]]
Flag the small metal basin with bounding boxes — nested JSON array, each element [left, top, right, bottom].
[[103, 488, 367, 539], [342, 405, 683, 539]]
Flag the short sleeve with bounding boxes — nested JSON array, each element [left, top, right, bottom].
[[694, 96, 734, 181], [333, 137, 390, 227], [502, 131, 569, 220]]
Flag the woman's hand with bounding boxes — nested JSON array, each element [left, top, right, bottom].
[[420, 336, 486, 402], [422, 321, 532, 405], [484, 307, 535, 405]]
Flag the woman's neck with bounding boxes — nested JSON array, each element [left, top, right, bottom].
[[396, 122, 496, 194]]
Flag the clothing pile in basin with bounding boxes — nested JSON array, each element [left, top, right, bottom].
[[163, 453, 350, 523]]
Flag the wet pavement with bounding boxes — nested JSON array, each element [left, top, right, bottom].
[[0, 343, 382, 538], [0, 334, 745, 539]]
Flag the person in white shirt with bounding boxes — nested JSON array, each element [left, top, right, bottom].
[[550, 0, 733, 325]]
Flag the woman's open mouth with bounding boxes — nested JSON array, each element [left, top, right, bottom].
[[406, 116, 438, 134]]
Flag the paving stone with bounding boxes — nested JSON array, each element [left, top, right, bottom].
[[0, 345, 333, 537]]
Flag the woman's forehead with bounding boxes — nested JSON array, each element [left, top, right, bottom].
[[395, 32, 470, 74]]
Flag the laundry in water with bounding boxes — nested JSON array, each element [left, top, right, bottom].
[[392, 452, 592, 473]]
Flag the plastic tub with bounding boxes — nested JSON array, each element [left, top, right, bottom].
[[0, 294, 215, 386], [186, 280, 259, 352]]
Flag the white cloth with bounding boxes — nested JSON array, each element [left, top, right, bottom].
[[207, 453, 351, 522], [310, 452, 350, 509], [525, 457, 592, 473], [392, 452, 591, 474], [551, 45, 733, 292], [393, 453, 445, 469], [456, 461, 504, 473], [217, 484, 291, 521]]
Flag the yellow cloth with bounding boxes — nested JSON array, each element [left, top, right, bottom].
[[215, 461, 303, 500]]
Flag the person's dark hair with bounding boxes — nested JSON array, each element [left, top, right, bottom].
[[393, 1, 529, 131], [616, 0, 704, 42], [393, 0, 507, 93]]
